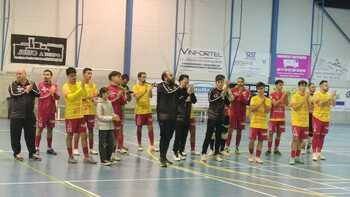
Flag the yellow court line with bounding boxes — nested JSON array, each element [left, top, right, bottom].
[[0, 150, 100, 197]]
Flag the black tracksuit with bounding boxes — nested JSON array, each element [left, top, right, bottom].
[[173, 87, 197, 154], [157, 82, 179, 161], [8, 80, 40, 158], [202, 88, 230, 155]]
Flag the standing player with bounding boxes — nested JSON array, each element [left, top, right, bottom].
[[311, 80, 336, 161], [248, 82, 272, 164], [266, 80, 287, 156], [289, 80, 310, 165], [62, 67, 96, 164], [73, 68, 98, 156], [35, 69, 60, 155], [132, 72, 157, 152], [305, 83, 316, 153], [226, 77, 250, 154], [108, 71, 128, 155]]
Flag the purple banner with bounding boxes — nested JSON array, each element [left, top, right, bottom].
[[275, 54, 311, 79]]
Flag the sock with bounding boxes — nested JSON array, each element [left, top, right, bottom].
[[312, 135, 318, 153], [47, 137, 52, 149], [226, 132, 232, 147], [267, 140, 272, 151], [114, 130, 118, 151], [117, 130, 123, 149], [35, 135, 41, 149], [291, 150, 296, 158], [74, 135, 79, 150], [190, 125, 196, 151], [296, 150, 301, 157], [67, 148, 73, 157], [274, 138, 280, 150], [148, 128, 154, 146], [83, 146, 89, 158], [256, 150, 262, 157], [235, 129, 242, 147], [137, 126, 142, 146], [89, 132, 93, 149], [249, 147, 254, 154], [319, 135, 325, 152]]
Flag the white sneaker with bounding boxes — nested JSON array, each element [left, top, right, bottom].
[[111, 154, 121, 161], [117, 149, 128, 154], [312, 153, 319, 161], [248, 154, 254, 162], [215, 155, 223, 162], [149, 146, 158, 152], [179, 152, 186, 160], [181, 152, 187, 156], [319, 153, 326, 160], [191, 151, 200, 156], [173, 152, 181, 161], [255, 157, 263, 164], [73, 149, 80, 156], [89, 149, 98, 155], [221, 151, 230, 157], [201, 154, 208, 162], [138, 146, 144, 152]]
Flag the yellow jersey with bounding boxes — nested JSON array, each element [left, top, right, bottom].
[[82, 82, 97, 115], [312, 91, 332, 122], [133, 83, 152, 115], [250, 95, 272, 129], [290, 92, 309, 127], [62, 81, 87, 120]]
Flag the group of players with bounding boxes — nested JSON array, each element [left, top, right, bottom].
[[8, 67, 335, 167]]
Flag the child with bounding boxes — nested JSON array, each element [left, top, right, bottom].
[[96, 87, 119, 166], [248, 82, 272, 164]]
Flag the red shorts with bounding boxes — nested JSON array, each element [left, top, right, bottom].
[[313, 117, 329, 136], [135, 113, 153, 126], [65, 118, 87, 134], [84, 115, 95, 129], [229, 116, 245, 130], [249, 128, 267, 141], [292, 126, 308, 140], [37, 113, 55, 129], [269, 121, 285, 133]]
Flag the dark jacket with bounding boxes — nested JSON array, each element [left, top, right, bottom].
[[207, 88, 231, 120], [156, 82, 179, 120], [8, 80, 40, 119], [176, 87, 197, 121]]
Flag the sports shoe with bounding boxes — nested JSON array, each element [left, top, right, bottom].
[[160, 160, 167, 168], [111, 154, 121, 161], [101, 160, 112, 166], [274, 150, 282, 156], [35, 149, 40, 156], [138, 146, 144, 152], [83, 157, 97, 164], [181, 152, 187, 156], [295, 156, 305, 164], [89, 149, 98, 155], [14, 154, 24, 161], [215, 155, 223, 162], [201, 154, 208, 162], [265, 150, 272, 156], [191, 151, 200, 156], [235, 147, 240, 155], [289, 157, 296, 165], [73, 149, 80, 156], [165, 158, 173, 165], [224, 147, 230, 153], [117, 148, 128, 154], [255, 157, 263, 164], [29, 154, 42, 161], [68, 157, 78, 164], [179, 152, 186, 160], [319, 154, 326, 160], [221, 151, 230, 157], [312, 153, 319, 161], [47, 149, 57, 155], [173, 152, 181, 161], [248, 154, 254, 162]]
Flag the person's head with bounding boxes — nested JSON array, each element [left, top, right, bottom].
[[121, 74, 129, 85], [297, 80, 308, 93], [178, 74, 189, 87], [308, 82, 316, 93], [43, 69, 53, 83], [83, 68, 93, 82], [108, 71, 122, 85], [161, 71, 174, 84], [98, 87, 109, 100], [15, 68, 27, 83], [275, 79, 284, 91], [256, 82, 265, 96], [137, 72, 147, 83], [236, 77, 245, 87], [215, 74, 225, 90], [66, 67, 77, 84], [319, 80, 329, 92]]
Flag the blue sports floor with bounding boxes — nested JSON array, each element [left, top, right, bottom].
[[0, 118, 349, 197]]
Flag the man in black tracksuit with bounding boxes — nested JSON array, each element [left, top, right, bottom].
[[173, 74, 197, 161], [8, 69, 41, 161], [201, 74, 231, 162], [157, 71, 179, 167]]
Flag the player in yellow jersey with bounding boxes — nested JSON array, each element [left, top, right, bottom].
[[62, 67, 96, 164], [289, 80, 310, 165], [311, 80, 336, 161], [248, 82, 272, 164], [73, 68, 98, 156]]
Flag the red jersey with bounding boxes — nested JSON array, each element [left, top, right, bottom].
[[108, 84, 127, 119], [229, 87, 250, 120], [270, 91, 287, 121], [38, 81, 60, 117]]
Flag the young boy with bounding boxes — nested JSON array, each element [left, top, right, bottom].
[[266, 80, 287, 156], [248, 82, 271, 164], [289, 80, 310, 165], [311, 80, 336, 161]]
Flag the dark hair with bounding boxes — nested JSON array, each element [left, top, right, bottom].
[[161, 71, 168, 81], [83, 67, 92, 74], [256, 81, 265, 89], [308, 82, 315, 87], [237, 77, 245, 82], [178, 74, 189, 82], [108, 71, 121, 81], [121, 74, 129, 80], [275, 79, 284, 85], [137, 72, 146, 78], [229, 83, 236, 88], [319, 80, 328, 86], [43, 69, 53, 76], [215, 74, 225, 82], [66, 67, 76, 76], [298, 80, 308, 87], [98, 87, 109, 98]]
